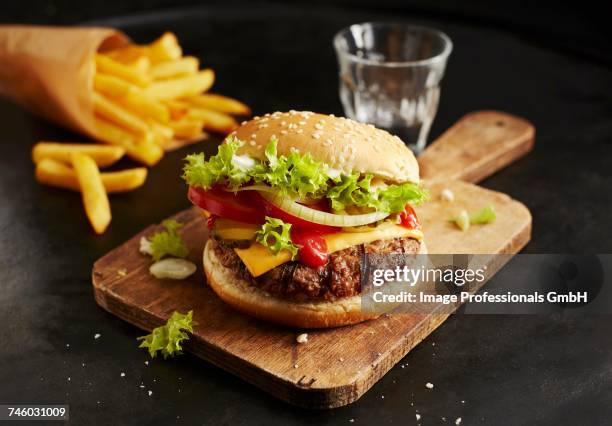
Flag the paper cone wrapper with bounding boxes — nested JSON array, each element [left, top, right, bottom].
[[0, 25, 128, 139]]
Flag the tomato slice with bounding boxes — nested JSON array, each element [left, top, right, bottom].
[[188, 186, 265, 224], [291, 228, 329, 268], [399, 204, 420, 229], [258, 195, 339, 233], [206, 215, 217, 230]]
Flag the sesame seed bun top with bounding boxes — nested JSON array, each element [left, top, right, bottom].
[[229, 111, 420, 184]]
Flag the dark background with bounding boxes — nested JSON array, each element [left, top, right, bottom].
[[0, 1, 611, 425]]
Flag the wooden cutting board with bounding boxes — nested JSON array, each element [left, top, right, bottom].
[[92, 111, 534, 409]]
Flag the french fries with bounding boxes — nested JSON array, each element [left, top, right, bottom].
[[144, 69, 215, 100], [90, 32, 249, 158], [71, 153, 111, 234], [150, 56, 199, 80], [32, 142, 125, 167], [34, 31, 252, 234], [36, 158, 147, 193], [92, 92, 151, 136], [94, 117, 163, 166], [95, 54, 150, 87], [147, 32, 182, 62], [94, 74, 170, 123], [186, 106, 238, 134], [187, 94, 251, 116], [93, 73, 132, 97], [169, 118, 206, 139]]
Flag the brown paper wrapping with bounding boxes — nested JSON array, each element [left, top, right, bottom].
[[0, 25, 128, 138]]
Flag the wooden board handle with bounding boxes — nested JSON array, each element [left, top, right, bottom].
[[418, 111, 535, 183]]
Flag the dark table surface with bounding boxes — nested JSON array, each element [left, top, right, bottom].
[[1, 5, 611, 425]]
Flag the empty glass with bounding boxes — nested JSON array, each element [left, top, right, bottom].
[[334, 22, 452, 153]]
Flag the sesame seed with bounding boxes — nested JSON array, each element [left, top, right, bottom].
[[249, 141, 256, 146], [298, 121, 306, 125], [280, 130, 288, 135], [297, 332, 309, 344], [314, 123, 323, 130], [312, 133, 321, 140], [296, 129, 304, 134], [280, 121, 287, 126]]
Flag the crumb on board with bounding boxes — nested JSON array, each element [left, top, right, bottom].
[[416, 414, 421, 420], [441, 188, 455, 202], [455, 418, 462, 425], [426, 382, 434, 389], [94, 333, 101, 340], [296, 333, 308, 344]]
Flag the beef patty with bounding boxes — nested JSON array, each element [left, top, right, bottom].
[[211, 237, 421, 302]]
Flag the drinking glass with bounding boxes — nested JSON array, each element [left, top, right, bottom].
[[334, 22, 452, 153]]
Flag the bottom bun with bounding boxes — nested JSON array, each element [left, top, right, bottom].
[[203, 239, 427, 329]]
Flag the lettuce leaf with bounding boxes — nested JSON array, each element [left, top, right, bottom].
[[255, 216, 299, 259], [327, 173, 428, 213], [137, 311, 196, 359], [253, 138, 330, 199], [182, 137, 252, 190], [469, 205, 496, 224], [149, 220, 189, 262], [376, 182, 429, 213], [450, 205, 496, 231], [451, 210, 471, 231], [182, 137, 428, 212]]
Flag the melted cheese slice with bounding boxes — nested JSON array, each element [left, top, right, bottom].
[[234, 225, 423, 277]]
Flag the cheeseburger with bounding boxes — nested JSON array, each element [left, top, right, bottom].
[[183, 111, 427, 328]]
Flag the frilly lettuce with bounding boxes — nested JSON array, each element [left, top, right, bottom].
[[327, 173, 428, 213], [137, 310, 196, 359], [148, 220, 189, 262], [182, 138, 252, 190], [255, 216, 299, 259], [182, 137, 428, 213], [254, 139, 330, 199]]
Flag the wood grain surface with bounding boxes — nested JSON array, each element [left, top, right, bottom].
[[92, 111, 534, 409], [418, 111, 535, 183]]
